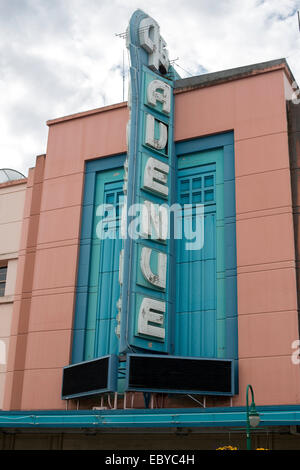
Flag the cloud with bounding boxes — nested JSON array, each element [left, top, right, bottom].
[[0, 0, 299, 175]]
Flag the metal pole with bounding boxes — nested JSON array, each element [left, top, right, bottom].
[[122, 49, 125, 102], [246, 384, 255, 450]]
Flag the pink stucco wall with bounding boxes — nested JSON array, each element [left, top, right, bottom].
[[4, 66, 300, 410], [0, 179, 27, 409], [175, 68, 300, 407]]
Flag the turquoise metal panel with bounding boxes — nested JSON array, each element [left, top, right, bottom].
[[88, 173, 124, 360], [175, 133, 237, 373], [175, 163, 217, 357], [1, 405, 300, 428], [72, 155, 125, 364], [94, 319, 119, 357]]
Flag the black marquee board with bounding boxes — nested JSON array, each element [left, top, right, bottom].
[[61, 355, 118, 400], [126, 354, 235, 396]]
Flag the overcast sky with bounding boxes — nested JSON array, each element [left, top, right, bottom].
[[0, 0, 299, 176]]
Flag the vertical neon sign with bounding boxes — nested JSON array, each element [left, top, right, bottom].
[[117, 10, 177, 354]]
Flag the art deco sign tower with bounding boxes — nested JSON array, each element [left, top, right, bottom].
[[118, 10, 177, 354]]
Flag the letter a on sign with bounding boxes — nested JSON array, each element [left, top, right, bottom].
[[147, 79, 171, 114]]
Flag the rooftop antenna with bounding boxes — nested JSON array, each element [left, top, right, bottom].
[[115, 31, 128, 102], [115, 27, 155, 102], [122, 48, 125, 102]]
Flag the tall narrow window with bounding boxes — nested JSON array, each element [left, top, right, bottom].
[[92, 179, 124, 359], [175, 163, 217, 357], [74, 165, 124, 362], [0, 266, 7, 297], [175, 132, 237, 365]]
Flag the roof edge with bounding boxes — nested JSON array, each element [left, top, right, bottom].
[[174, 58, 296, 93], [0, 178, 28, 190], [47, 101, 128, 127]]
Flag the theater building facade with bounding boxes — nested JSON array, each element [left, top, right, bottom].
[[1, 10, 300, 450]]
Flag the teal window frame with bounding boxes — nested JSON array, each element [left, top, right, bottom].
[[72, 155, 125, 364], [175, 131, 238, 367], [72, 131, 237, 391]]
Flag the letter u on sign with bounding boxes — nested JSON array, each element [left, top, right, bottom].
[[140, 246, 167, 289], [145, 114, 168, 151]]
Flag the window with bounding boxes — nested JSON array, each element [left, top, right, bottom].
[[176, 162, 217, 357], [72, 159, 125, 364], [175, 131, 238, 363], [0, 266, 7, 297]]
